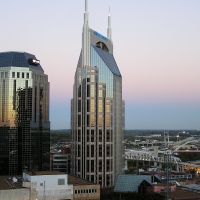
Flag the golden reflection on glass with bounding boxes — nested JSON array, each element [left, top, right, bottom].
[[90, 99, 95, 113], [98, 114, 103, 127], [98, 100, 103, 113], [105, 114, 111, 128], [106, 104, 110, 113], [90, 85, 95, 97], [90, 114, 95, 127]]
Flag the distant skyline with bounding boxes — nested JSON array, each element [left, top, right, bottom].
[[0, 0, 200, 130]]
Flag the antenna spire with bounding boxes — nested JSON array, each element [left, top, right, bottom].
[[84, 0, 89, 26], [85, 0, 88, 12], [107, 6, 112, 41]]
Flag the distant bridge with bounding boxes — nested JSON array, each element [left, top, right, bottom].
[[124, 149, 200, 172]]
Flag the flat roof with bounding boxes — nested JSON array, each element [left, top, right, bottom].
[[172, 188, 200, 200], [68, 175, 98, 186], [27, 171, 64, 176]]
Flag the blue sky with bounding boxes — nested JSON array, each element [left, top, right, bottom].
[[0, 0, 200, 129]]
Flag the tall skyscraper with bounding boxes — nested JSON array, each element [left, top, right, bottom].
[[71, 0, 124, 187], [0, 52, 50, 175]]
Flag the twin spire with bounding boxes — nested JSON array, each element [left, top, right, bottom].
[[84, 0, 112, 40]]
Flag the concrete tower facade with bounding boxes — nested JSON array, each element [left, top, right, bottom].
[[71, 0, 124, 187], [0, 52, 50, 175]]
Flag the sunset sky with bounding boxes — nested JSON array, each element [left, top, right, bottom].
[[1, 0, 200, 130]]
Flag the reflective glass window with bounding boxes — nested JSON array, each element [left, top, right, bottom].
[[98, 100, 103, 113], [90, 85, 95, 97], [90, 99, 95, 113], [91, 47, 113, 98], [91, 75, 95, 82]]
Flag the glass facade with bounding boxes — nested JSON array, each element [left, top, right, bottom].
[[91, 46, 113, 98], [0, 52, 50, 175], [72, 27, 124, 188]]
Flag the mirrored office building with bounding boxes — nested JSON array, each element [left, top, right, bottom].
[[71, 0, 124, 187], [0, 52, 50, 175]]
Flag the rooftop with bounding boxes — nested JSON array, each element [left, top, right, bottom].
[[114, 175, 152, 193], [68, 175, 97, 186], [27, 171, 64, 176], [172, 188, 200, 200], [0, 51, 44, 72]]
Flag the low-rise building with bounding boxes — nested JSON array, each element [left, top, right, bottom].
[[23, 171, 73, 200], [51, 144, 71, 173], [114, 175, 161, 193], [0, 172, 100, 200], [68, 175, 100, 200]]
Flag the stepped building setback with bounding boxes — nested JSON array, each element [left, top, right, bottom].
[[71, 0, 124, 187]]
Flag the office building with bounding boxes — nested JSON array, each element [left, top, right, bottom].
[[51, 145, 71, 173], [71, 0, 124, 187], [0, 52, 50, 175]]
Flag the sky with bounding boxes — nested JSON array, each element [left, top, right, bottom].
[[0, 0, 200, 130]]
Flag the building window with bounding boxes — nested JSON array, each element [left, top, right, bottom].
[[78, 85, 81, 97], [99, 89, 103, 97], [91, 160, 94, 173], [91, 175, 94, 183], [87, 145, 89, 157], [98, 100, 103, 113], [26, 73, 29, 79], [87, 99, 90, 112], [90, 85, 95, 97], [58, 178, 65, 185], [17, 72, 20, 78], [98, 115, 103, 127], [99, 160, 102, 172], [87, 160, 89, 172], [90, 99, 95, 113], [91, 130, 94, 142], [77, 160, 80, 172], [78, 100, 81, 112], [106, 175, 110, 186], [78, 130, 81, 142], [87, 115, 90, 127], [91, 75, 95, 82], [87, 85, 90, 97], [78, 115, 81, 127], [78, 145, 81, 157], [91, 145, 94, 157], [87, 130, 90, 142], [22, 72, 24, 78], [12, 72, 15, 78], [90, 114, 95, 127], [106, 160, 110, 171], [106, 130, 110, 142], [99, 130, 102, 142], [99, 145, 102, 157], [106, 145, 110, 157], [99, 175, 102, 185], [106, 104, 111, 113]]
